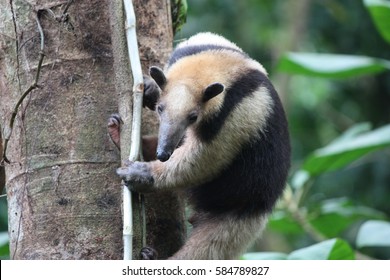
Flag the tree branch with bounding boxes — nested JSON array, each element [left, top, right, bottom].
[[122, 0, 145, 261]]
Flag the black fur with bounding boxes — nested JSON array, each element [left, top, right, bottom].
[[197, 69, 267, 143], [150, 66, 166, 89], [168, 44, 246, 67], [203, 82, 225, 102], [188, 72, 290, 217]]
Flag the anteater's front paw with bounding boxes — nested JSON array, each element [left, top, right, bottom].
[[116, 161, 154, 193], [140, 246, 158, 260]]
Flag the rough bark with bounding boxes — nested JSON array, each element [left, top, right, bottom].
[[0, 0, 184, 259]]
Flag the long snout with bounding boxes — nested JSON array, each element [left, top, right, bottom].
[[156, 149, 171, 162], [156, 121, 186, 162]]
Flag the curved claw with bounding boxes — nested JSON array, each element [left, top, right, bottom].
[[140, 246, 158, 260], [107, 113, 123, 149]]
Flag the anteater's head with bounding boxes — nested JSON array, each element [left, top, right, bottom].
[[148, 65, 225, 162]]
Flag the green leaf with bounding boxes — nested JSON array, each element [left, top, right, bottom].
[[0, 232, 9, 260], [0, 244, 10, 259], [0, 232, 8, 247], [290, 170, 310, 190], [241, 252, 288, 260], [268, 210, 304, 234], [356, 220, 390, 248], [278, 52, 390, 78], [310, 198, 386, 237], [287, 238, 355, 260], [364, 0, 390, 44], [302, 124, 390, 176], [328, 122, 372, 146]]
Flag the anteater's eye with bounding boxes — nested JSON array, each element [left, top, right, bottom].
[[157, 105, 164, 115], [188, 112, 198, 124]]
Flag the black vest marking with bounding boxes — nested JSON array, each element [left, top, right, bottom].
[[168, 44, 246, 67], [196, 69, 268, 143], [188, 78, 291, 217]]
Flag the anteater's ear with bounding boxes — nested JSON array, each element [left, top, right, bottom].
[[149, 66, 167, 89], [202, 82, 225, 102]]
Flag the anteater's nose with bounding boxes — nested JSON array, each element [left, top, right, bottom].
[[156, 151, 171, 162]]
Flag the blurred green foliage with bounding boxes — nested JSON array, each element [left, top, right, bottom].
[[364, 0, 390, 44], [178, 0, 390, 259], [171, 0, 188, 35], [0, 192, 8, 259], [243, 238, 355, 260]]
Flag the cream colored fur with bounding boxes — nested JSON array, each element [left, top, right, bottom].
[[170, 214, 268, 260], [149, 51, 273, 190], [176, 32, 243, 52]]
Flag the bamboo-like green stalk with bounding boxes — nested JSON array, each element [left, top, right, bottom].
[[123, 0, 144, 260]]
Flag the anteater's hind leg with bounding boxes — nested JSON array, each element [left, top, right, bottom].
[[167, 213, 268, 260]]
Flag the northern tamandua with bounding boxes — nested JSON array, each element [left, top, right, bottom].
[[109, 32, 291, 260]]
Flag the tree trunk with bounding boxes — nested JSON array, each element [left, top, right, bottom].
[[0, 0, 184, 259]]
